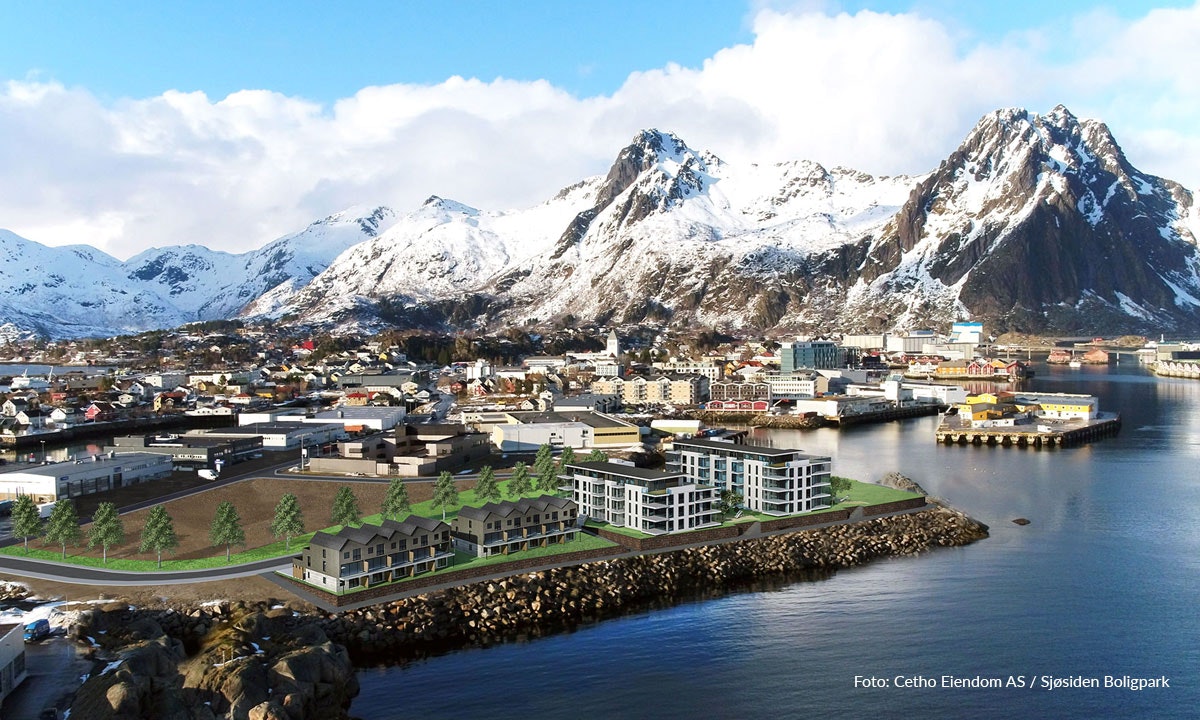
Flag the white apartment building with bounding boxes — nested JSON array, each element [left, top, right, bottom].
[[764, 374, 829, 400], [667, 437, 833, 516], [563, 461, 719, 535], [651, 361, 723, 382], [592, 375, 709, 406]]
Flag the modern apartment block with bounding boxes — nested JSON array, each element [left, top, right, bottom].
[[779, 340, 843, 372], [667, 437, 833, 516], [452, 495, 580, 557], [295, 515, 452, 593], [0, 622, 27, 706], [562, 461, 719, 535]]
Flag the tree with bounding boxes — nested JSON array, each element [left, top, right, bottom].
[[88, 501, 125, 564], [330, 486, 362, 527], [507, 461, 532, 497], [139, 505, 179, 569], [209, 501, 246, 563], [556, 446, 577, 475], [533, 444, 558, 493], [270, 493, 305, 551], [718, 490, 744, 517], [381, 478, 412, 521], [432, 471, 459, 520], [10, 495, 42, 554], [829, 475, 852, 502], [473, 466, 502, 504], [584, 449, 608, 463], [44, 499, 81, 560]]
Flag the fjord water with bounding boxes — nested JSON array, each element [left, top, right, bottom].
[[353, 363, 1199, 718]]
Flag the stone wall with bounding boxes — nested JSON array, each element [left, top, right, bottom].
[[862, 497, 928, 516], [594, 524, 741, 551], [757, 508, 854, 532]]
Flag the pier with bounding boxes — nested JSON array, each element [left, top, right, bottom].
[[935, 414, 1121, 448]]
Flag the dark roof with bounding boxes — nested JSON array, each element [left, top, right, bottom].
[[308, 515, 449, 551], [563, 461, 683, 481], [670, 437, 814, 458], [457, 494, 574, 522], [507, 410, 630, 429]]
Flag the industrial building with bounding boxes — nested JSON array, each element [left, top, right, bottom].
[[0, 452, 174, 503]]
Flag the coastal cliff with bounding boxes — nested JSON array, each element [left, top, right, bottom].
[[69, 505, 987, 719]]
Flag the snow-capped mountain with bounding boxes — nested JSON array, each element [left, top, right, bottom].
[[0, 207, 393, 338], [2, 106, 1198, 339]]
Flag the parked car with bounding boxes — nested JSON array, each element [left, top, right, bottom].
[[24, 618, 50, 642]]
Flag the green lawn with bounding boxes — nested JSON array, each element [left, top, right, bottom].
[[0, 533, 315, 572], [587, 478, 923, 539]]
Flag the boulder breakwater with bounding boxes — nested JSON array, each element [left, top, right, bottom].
[[68, 505, 987, 719]]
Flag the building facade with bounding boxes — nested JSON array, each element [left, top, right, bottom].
[[452, 495, 579, 557], [0, 452, 174, 503], [563, 461, 719, 535], [0, 622, 27, 706], [667, 437, 833, 516], [779, 341, 843, 372], [295, 516, 452, 593]]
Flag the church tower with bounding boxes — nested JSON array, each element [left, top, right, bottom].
[[606, 329, 620, 358]]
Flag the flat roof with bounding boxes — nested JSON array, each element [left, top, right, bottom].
[[508, 411, 632, 429], [197, 422, 343, 435], [670, 437, 819, 458], [313, 407, 406, 420], [564, 460, 683, 481], [0, 452, 170, 477]]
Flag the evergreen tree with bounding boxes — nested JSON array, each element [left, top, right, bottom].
[[87, 501, 125, 564], [381, 477, 412, 521], [585, 449, 609, 463], [555, 446, 577, 476], [270, 493, 305, 551], [139, 505, 179, 569], [432, 471, 459, 520], [330, 486, 362, 527], [473, 466, 502, 504], [44, 499, 81, 560], [507, 461, 533, 497], [10, 495, 42, 554], [209, 501, 246, 563]]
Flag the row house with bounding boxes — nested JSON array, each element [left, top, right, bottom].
[[295, 515, 453, 594], [452, 495, 579, 557], [703, 399, 770, 413]]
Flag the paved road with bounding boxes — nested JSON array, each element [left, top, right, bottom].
[[0, 552, 291, 586]]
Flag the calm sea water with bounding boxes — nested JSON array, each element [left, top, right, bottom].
[[353, 363, 1200, 719]]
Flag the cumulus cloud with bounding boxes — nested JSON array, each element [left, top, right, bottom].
[[0, 3, 1197, 259]]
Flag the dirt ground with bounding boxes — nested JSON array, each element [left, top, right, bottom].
[[4, 474, 476, 607]]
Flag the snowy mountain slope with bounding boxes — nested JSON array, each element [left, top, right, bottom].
[[0, 206, 394, 338], [844, 105, 1200, 333], [3, 106, 1199, 339]]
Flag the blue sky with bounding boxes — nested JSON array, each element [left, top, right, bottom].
[[0, 1, 1197, 257]]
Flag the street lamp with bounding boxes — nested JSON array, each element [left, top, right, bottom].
[[40, 440, 46, 464]]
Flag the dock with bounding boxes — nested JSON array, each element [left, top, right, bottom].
[[935, 413, 1121, 448], [828, 403, 944, 427]]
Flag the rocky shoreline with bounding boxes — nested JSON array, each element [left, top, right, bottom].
[[62, 504, 988, 719]]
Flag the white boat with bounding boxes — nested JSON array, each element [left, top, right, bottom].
[[1068, 360, 1082, 368]]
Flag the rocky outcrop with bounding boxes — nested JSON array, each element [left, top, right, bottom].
[[72, 603, 357, 720]]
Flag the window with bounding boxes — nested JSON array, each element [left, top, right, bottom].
[[376, 543, 384, 555], [352, 548, 361, 561], [343, 552, 350, 560], [391, 542, 397, 549]]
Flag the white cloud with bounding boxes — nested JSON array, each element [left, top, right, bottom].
[[0, 3, 1197, 260]]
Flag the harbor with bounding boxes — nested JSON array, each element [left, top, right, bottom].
[[934, 412, 1122, 447]]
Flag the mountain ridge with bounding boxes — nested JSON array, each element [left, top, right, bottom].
[[1, 105, 1197, 340]]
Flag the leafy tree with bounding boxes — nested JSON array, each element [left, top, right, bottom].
[[718, 490, 744, 517], [330, 486, 362, 527], [139, 505, 179, 569], [473, 466, 502, 504], [431, 471, 459, 520], [829, 475, 853, 502], [87, 501, 125, 564], [270, 493, 305, 551], [507, 462, 533, 497], [209, 501, 246, 563], [584, 449, 609, 463], [381, 478, 412, 521], [10, 495, 42, 554], [44, 499, 82, 560]]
